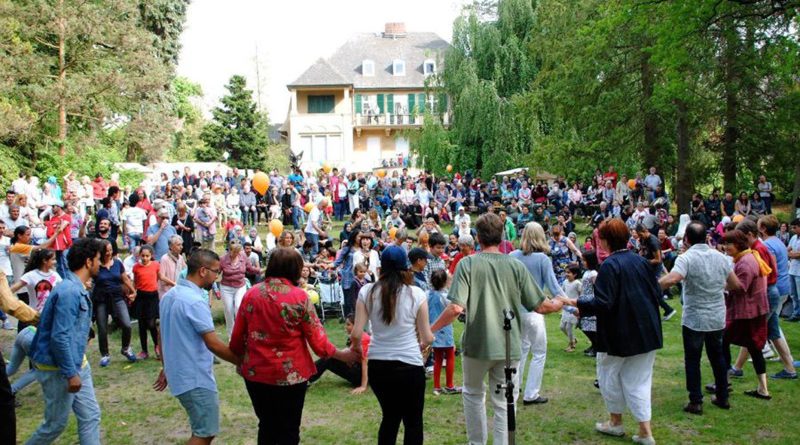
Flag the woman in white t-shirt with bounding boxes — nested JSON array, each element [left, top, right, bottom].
[[352, 233, 380, 281], [9, 248, 61, 311], [351, 245, 434, 445]]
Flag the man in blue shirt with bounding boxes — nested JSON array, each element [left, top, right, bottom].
[[146, 208, 178, 260], [27, 237, 104, 445], [154, 249, 240, 445]]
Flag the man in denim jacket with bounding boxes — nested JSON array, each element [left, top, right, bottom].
[[26, 237, 104, 445]]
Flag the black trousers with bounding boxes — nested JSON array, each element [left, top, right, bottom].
[[17, 292, 30, 332], [245, 380, 307, 445], [723, 334, 766, 375], [683, 326, 728, 403], [309, 358, 361, 387], [368, 360, 425, 445], [0, 350, 15, 445]]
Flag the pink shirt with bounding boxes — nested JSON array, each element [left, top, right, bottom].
[[158, 253, 186, 297], [220, 251, 260, 288]]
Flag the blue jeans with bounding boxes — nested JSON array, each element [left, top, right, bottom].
[[291, 208, 302, 229], [127, 233, 142, 248], [26, 365, 101, 445], [790, 275, 800, 318], [333, 201, 346, 221], [305, 232, 320, 256], [6, 326, 37, 394], [55, 251, 68, 283], [766, 285, 786, 341]]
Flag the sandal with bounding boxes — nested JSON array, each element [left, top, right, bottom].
[[743, 389, 771, 400]]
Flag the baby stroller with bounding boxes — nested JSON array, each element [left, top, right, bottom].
[[315, 271, 344, 323]]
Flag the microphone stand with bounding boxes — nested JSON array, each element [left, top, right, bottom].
[[496, 309, 516, 445]]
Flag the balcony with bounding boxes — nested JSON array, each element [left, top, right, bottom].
[[354, 112, 450, 132]]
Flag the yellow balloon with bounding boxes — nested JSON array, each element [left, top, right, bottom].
[[389, 226, 398, 240], [446, 164, 453, 172], [304, 202, 314, 213], [269, 219, 284, 238], [377, 169, 387, 178], [322, 162, 332, 174], [252, 172, 269, 195], [307, 290, 320, 305], [732, 214, 745, 223]]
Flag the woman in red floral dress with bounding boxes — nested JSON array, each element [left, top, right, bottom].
[[230, 247, 358, 444]]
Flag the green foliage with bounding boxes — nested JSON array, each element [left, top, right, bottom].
[[200, 75, 271, 169], [406, 112, 455, 174], [166, 76, 205, 162], [138, 0, 191, 67]]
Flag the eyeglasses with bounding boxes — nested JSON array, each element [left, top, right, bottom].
[[204, 267, 222, 275]]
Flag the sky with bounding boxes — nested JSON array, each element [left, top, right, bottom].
[[177, 0, 466, 123]]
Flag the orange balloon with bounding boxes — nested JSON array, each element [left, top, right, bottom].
[[446, 164, 453, 173], [377, 169, 387, 178], [388, 226, 398, 240], [304, 202, 314, 213], [627, 179, 636, 190], [269, 219, 284, 238], [732, 214, 744, 223], [252, 172, 269, 195]]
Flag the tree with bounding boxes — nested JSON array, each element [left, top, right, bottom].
[[200, 75, 270, 169], [166, 76, 205, 161]]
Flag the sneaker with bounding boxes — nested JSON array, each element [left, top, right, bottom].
[[2, 320, 14, 330], [594, 421, 624, 437], [443, 386, 462, 395], [728, 367, 744, 378], [136, 352, 149, 360], [99, 355, 111, 367], [662, 310, 676, 321], [121, 348, 137, 362], [433, 388, 442, 396], [523, 396, 549, 405], [770, 369, 798, 380], [787, 315, 800, 322], [683, 402, 702, 415], [710, 396, 730, 410], [633, 434, 656, 445]]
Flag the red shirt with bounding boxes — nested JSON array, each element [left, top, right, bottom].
[[133, 261, 160, 292], [45, 213, 72, 251], [752, 240, 777, 285], [92, 178, 108, 200], [449, 251, 472, 274], [230, 277, 337, 385], [660, 238, 674, 252], [603, 171, 619, 187]]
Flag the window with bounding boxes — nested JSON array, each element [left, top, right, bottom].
[[362, 60, 375, 77], [423, 59, 436, 75], [307, 95, 335, 113], [393, 59, 405, 76]]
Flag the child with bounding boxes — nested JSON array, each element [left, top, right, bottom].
[[308, 313, 370, 394], [5, 326, 38, 397], [132, 244, 160, 360], [9, 248, 61, 312], [352, 262, 369, 297], [578, 251, 600, 358], [428, 269, 461, 395], [561, 265, 582, 352]]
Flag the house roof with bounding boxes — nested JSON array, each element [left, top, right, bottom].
[[287, 58, 350, 88], [288, 32, 450, 90]]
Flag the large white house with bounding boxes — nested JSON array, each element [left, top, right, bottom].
[[282, 23, 450, 173]]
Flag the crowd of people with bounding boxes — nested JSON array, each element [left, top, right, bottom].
[[0, 163, 797, 445]]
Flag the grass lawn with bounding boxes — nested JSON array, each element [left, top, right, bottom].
[[6, 216, 800, 444]]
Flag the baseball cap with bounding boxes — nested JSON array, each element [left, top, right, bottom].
[[408, 247, 433, 263], [381, 245, 410, 272]]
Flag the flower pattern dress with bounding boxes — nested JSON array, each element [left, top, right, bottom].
[[578, 270, 598, 332], [549, 236, 573, 284], [229, 277, 336, 386]]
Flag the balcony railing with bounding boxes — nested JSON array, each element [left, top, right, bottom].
[[354, 112, 450, 127]]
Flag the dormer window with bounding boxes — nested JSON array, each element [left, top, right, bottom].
[[393, 59, 406, 76], [362, 59, 375, 77], [424, 59, 436, 75]]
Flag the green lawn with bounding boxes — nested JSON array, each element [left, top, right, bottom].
[[6, 217, 800, 444]]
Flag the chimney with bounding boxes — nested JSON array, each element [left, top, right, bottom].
[[383, 22, 407, 39]]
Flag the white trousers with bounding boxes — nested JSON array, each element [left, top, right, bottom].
[[462, 356, 519, 445], [596, 350, 656, 422], [220, 284, 247, 340], [518, 311, 547, 401]]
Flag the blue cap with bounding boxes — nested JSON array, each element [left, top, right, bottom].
[[381, 245, 410, 272]]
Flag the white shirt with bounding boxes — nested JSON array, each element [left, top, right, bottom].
[[455, 213, 471, 233], [121, 206, 148, 235], [12, 178, 28, 195], [353, 249, 380, 278], [788, 235, 800, 276], [416, 189, 432, 207], [358, 283, 426, 366], [672, 244, 731, 332], [0, 237, 11, 275], [19, 269, 62, 311], [305, 206, 321, 235]]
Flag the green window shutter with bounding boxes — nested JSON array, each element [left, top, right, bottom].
[[377, 94, 385, 113], [308, 96, 317, 113], [437, 94, 448, 114], [355, 94, 362, 114], [387, 94, 394, 114], [418, 93, 426, 112], [408, 93, 416, 114], [308, 95, 334, 113]]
